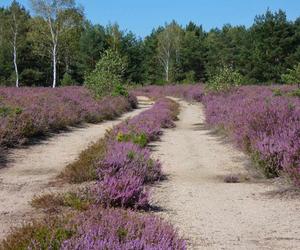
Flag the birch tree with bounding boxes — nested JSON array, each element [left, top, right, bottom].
[[157, 22, 182, 82], [106, 23, 123, 52], [6, 1, 28, 87], [30, 0, 77, 88]]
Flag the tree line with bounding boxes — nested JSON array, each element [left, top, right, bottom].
[[0, 0, 299, 87]]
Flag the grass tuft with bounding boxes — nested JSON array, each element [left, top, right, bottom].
[[31, 192, 91, 213], [58, 138, 107, 183], [0, 217, 74, 250]]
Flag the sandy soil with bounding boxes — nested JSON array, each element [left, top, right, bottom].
[[152, 100, 300, 250], [0, 97, 152, 240]]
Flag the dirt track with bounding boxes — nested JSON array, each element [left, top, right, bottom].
[[152, 100, 300, 250], [0, 97, 152, 240]]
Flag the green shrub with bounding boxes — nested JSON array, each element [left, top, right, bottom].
[[206, 66, 245, 92], [272, 88, 283, 96], [0, 105, 22, 117], [61, 72, 75, 86], [182, 70, 196, 84], [63, 192, 90, 211], [112, 83, 128, 97], [288, 88, 300, 97], [117, 132, 148, 147], [85, 49, 127, 97], [281, 63, 300, 87]]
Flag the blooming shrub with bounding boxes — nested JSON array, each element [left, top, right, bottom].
[[110, 98, 179, 142], [98, 142, 162, 183], [203, 86, 300, 183], [93, 98, 178, 209], [61, 207, 186, 250], [0, 87, 137, 147], [94, 171, 149, 209]]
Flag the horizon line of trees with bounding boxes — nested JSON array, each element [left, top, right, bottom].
[[0, 0, 299, 88]]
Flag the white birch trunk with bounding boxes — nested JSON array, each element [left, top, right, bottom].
[[48, 17, 57, 88], [165, 59, 169, 82], [13, 30, 19, 87], [12, 12, 19, 87], [52, 42, 57, 88]]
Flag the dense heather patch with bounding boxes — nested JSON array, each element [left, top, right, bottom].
[[62, 207, 186, 250], [202, 86, 300, 183], [93, 98, 178, 209], [0, 87, 137, 147]]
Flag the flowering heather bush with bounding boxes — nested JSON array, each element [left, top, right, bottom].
[[110, 98, 179, 143], [0, 87, 137, 147], [99, 141, 162, 183], [61, 207, 186, 250], [203, 86, 300, 183], [94, 171, 149, 209], [93, 98, 178, 209]]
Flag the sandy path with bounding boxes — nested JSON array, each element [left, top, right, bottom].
[[0, 97, 152, 240], [152, 100, 300, 250]]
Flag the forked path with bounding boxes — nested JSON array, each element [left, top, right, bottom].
[[152, 100, 300, 250], [0, 97, 152, 240]]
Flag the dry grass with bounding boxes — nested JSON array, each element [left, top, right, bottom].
[[0, 216, 74, 250], [31, 192, 91, 214], [58, 138, 107, 183], [31, 193, 65, 214]]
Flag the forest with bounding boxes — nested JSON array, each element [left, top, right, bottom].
[[0, 0, 300, 87]]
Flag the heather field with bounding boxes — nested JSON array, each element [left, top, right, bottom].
[[0, 84, 300, 249], [0, 87, 137, 147], [134, 84, 300, 185]]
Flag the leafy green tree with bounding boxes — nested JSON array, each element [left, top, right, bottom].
[[120, 32, 144, 83], [0, 7, 12, 85], [157, 21, 183, 82], [179, 23, 206, 82], [78, 22, 108, 75], [141, 27, 164, 84], [5, 1, 29, 87], [281, 63, 300, 87], [207, 66, 245, 92], [106, 23, 123, 52], [249, 9, 296, 83], [30, 0, 80, 88], [204, 25, 249, 81], [59, 8, 84, 84], [85, 49, 127, 97]]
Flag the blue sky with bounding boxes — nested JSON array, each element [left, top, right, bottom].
[[1, 0, 299, 37]]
